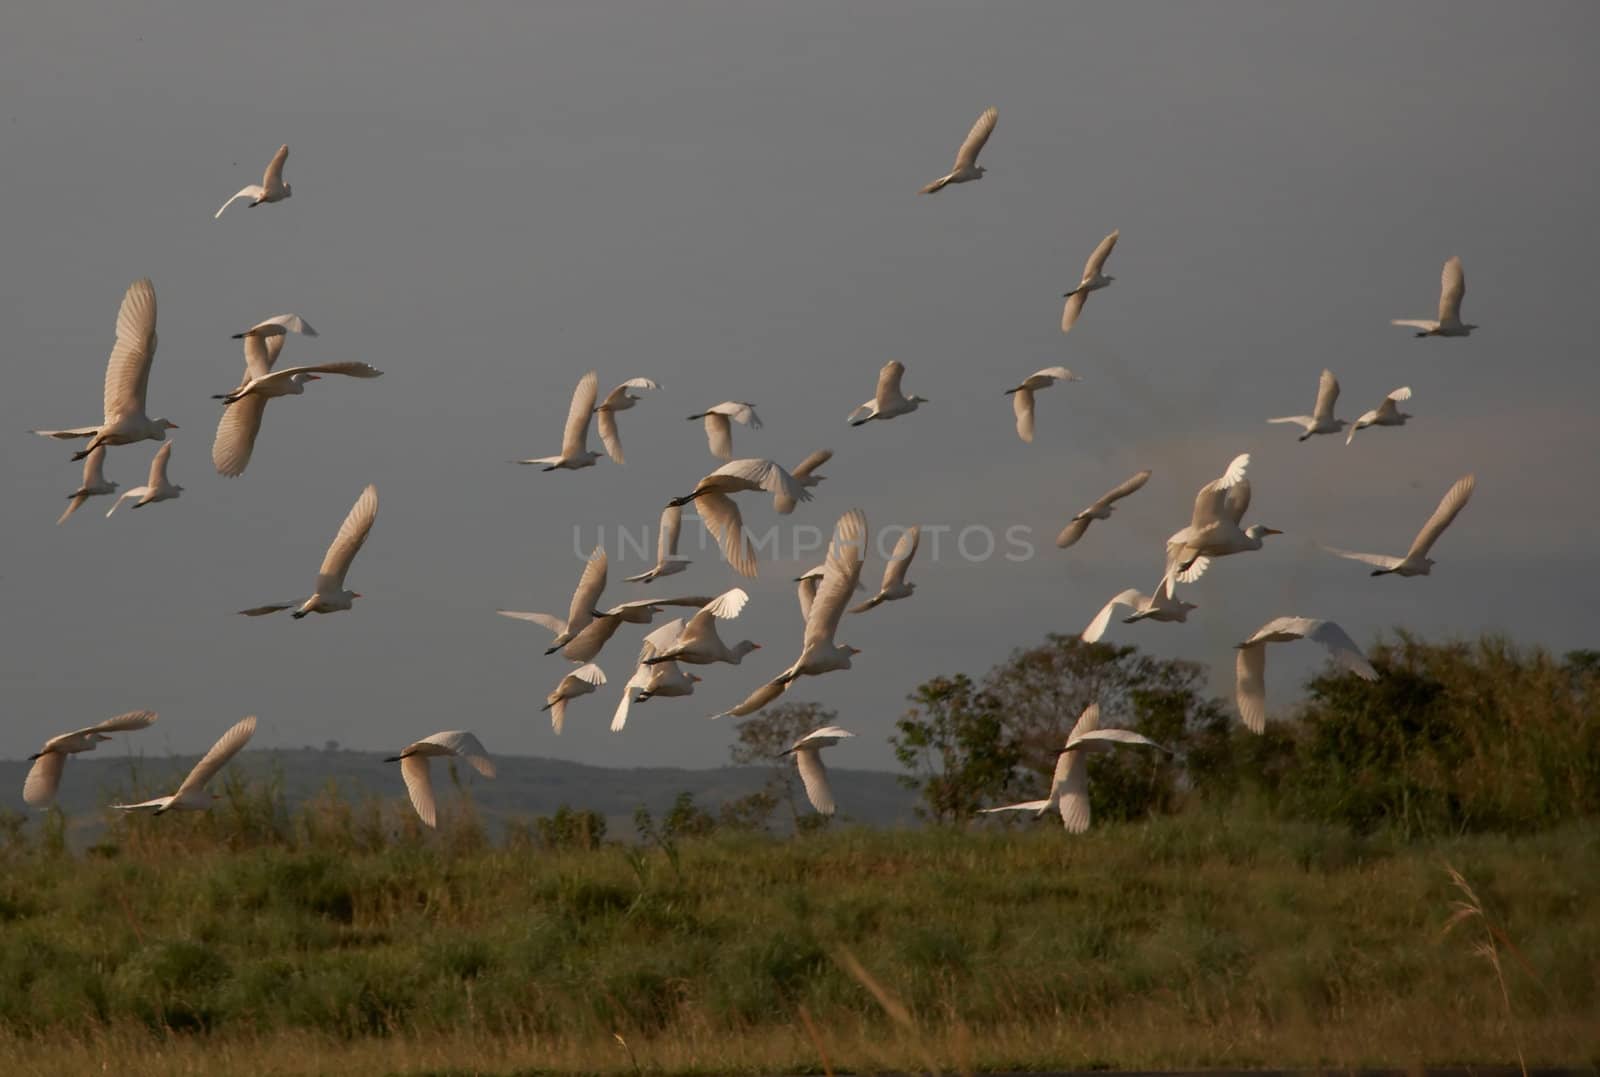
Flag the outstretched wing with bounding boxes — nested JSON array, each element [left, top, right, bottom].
[[803, 509, 868, 650], [102, 278, 158, 421], [1081, 229, 1120, 279], [316, 485, 379, 593], [1438, 256, 1465, 325], [1311, 369, 1340, 423], [1080, 589, 1142, 643], [399, 756, 437, 828], [176, 715, 257, 797], [561, 371, 599, 459], [1407, 474, 1474, 560], [213, 396, 269, 478], [1095, 469, 1152, 510], [953, 106, 998, 170]]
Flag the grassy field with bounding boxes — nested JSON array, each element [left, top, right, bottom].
[[2, 807, 1597, 1076]]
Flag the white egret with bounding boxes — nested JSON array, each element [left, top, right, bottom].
[[848, 361, 927, 426], [784, 726, 855, 815], [1005, 367, 1080, 443], [1164, 454, 1280, 585], [57, 445, 118, 524], [1235, 617, 1378, 733], [918, 107, 997, 194], [643, 588, 758, 666], [1393, 256, 1476, 337], [113, 716, 257, 813], [1268, 369, 1346, 441], [626, 504, 692, 582], [1324, 474, 1474, 577], [105, 442, 182, 516], [497, 546, 608, 649], [776, 449, 833, 513], [851, 526, 919, 613], [238, 484, 378, 618], [981, 703, 1168, 832], [1346, 387, 1413, 445], [385, 731, 495, 828], [1057, 469, 1151, 548], [686, 401, 761, 461], [1080, 578, 1197, 643], [612, 620, 703, 732], [543, 664, 607, 734], [24, 710, 157, 808], [518, 371, 602, 471], [1060, 230, 1119, 333], [669, 459, 810, 578], [33, 279, 178, 460], [214, 145, 292, 218], [595, 377, 659, 465], [557, 594, 719, 664]]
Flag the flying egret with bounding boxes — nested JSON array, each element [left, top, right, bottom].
[[1057, 469, 1152, 548], [112, 716, 257, 813], [237, 484, 379, 618], [784, 726, 855, 815], [669, 459, 810, 578], [980, 703, 1169, 832], [595, 377, 659, 465], [851, 526, 919, 613], [543, 664, 607, 734], [643, 588, 758, 666], [105, 441, 182, 516], [712, 509, 866, 718], [211, 317, 381, 477], [1346, 387, 1413, 445], [612, 619, 703, 731], [795, 562, 865, 623], [1061, 230, 1119, 333], [1324, 474, 1475, 577], [918, 107, 997, 194], [384, 731, 495, 828], [1268, 369, 1346, 441], [518, 371, 603, 471], [1234, 617, 1378, 733], [214, 145, 292, 218], [686, 401, 761, 461], [57, 445, 118, 524], [24, 710, 157, 808], [1164, 454, 1281, 585], [1393, 256, 1476, 337], [1005, 367, 1081, 443], [777, 449, 833, 513], [557, 594, 720, 663], [32, 279, 178, 460], [627, 504, 692, 582], [497, 546, 608, 649], [1080, 577, 1197, 643], [848, 361, 927, 426]]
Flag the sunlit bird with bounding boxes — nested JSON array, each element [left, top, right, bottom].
[[105, 441, 182, 517], [851, 526, 920, 613], [613, 620, 703, 732], [214, 144, 292, 218], [497, 546, 608, 649], [1234, 617, 1378, 733], [784, 726, 855, 815], [1060, 230, 1119, 333], [918, 106, 997, 194], [626, 504, 692, 583], [1268, 368, 1346, 441], [1346, 386, 1413, 446], [32, 278, 178, 460], [1079, 577, 1197, 643], [24, 710, 157, 808], [1324, 474, 1475, 577], [1164, 454, 1280, 585], [686, 401, 761, 461], [795, 562, 864, 623], [643, 588, 759, 666], [595, 377, 660, 465], [1392, 256, 1476, 337], [980, 703, 1168, 832], [518, 371, 603, 471], [777, 449, 833, 514], [112, 715, 257, 813], [385, 731, 495, 829], [848, 360, 928, 426], [559, 594, 726, 664], [57, 445, 118, 525], [669, 459, 810, 578], [1057, 469, 1151, 549], [238, 484, 379, 618], [543, 663, 607, 734], [1005, 367, 1080, 443]]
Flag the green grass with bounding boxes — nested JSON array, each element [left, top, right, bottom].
[[1, 807, 1597, 1075]]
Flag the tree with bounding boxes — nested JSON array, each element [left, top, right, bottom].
[[890, 674, 1021, 823], [730, 701, 838, 825]]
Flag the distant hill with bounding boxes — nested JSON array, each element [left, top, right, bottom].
[[0, 749, 920, 844]]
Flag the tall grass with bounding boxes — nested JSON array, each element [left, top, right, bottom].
[[1, 797, 1596, 1074]]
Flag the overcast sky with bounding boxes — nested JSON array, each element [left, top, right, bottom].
[[3, 2, 1596, 782]]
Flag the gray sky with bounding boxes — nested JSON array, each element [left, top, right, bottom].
[[4, 2, 1596, 779]]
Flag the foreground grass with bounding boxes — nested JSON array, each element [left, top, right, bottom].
[[2, 812, 1597, 1075]]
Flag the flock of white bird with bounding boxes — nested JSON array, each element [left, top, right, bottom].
[[24, 113, 1477, 829]]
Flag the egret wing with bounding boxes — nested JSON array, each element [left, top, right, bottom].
[[316, 485, 378, 593]]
